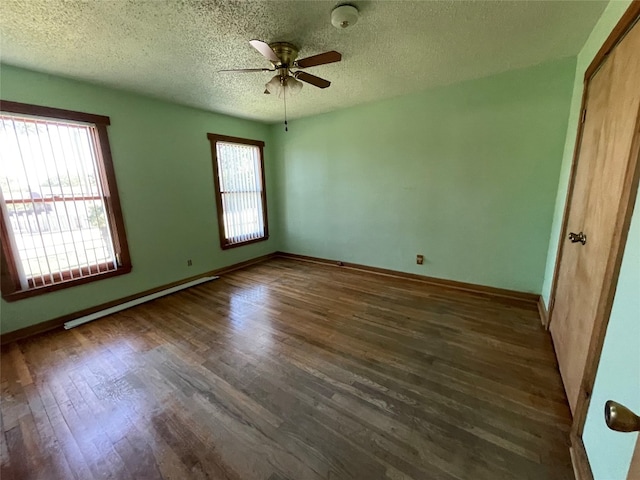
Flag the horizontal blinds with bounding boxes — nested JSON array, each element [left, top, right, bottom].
[[0, 114, 117, 288], [216, 141, 265, 245]]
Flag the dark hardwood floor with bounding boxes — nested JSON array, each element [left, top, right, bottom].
[[0, 258, 573, 480]]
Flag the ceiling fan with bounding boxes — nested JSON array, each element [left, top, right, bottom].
[[222, 40, 342, 92], [220, 40, 342, 130]]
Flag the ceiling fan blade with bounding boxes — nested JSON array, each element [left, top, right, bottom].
[[219, 68, 275, 73], [249, 40, 280, 63], [295, 51, 342, 68], [295, 71, 331, 89]]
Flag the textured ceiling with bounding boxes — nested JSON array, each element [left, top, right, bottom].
[[0, 0, 606, 123]]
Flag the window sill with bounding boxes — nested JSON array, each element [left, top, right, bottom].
[[221, 235, 269, 250], [1, 265, 132, 302]]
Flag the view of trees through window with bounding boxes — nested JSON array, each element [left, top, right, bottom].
[[0, 115, 116, 286]]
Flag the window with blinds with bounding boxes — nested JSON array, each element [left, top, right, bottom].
[[0, 101, 131, 301], [207, 134, 268, 249]]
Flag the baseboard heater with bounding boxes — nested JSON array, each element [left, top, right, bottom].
[[63, 275, 219, 330]]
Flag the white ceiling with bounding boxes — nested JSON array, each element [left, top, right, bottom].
[[0, 0, 607, 123]]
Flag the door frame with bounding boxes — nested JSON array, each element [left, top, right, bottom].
[[546, 2, 640, 478]]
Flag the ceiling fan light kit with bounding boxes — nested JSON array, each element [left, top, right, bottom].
[[331, 4, 359, 29], [265, 74, 303, 98]]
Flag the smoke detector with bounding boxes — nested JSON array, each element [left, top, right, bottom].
[[331, 4, 359, 29]]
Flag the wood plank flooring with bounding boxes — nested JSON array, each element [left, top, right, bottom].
[[0, 258, 573, 479]]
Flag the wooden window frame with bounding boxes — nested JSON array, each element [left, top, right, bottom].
[[0, 100, 132, 301], [207, 133, 269, 250]]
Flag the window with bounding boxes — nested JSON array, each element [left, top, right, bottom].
[[0, 101, 131, 301], [207, 133, 269, 249]]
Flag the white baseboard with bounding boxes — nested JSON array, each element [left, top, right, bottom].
[[63, 275, 218, 329]]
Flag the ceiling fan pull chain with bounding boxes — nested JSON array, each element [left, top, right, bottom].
[[283, 83, 289, 132]]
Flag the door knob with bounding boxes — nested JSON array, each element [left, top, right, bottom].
[[568, 231, 587, 245], [604, 400, 640, 432]]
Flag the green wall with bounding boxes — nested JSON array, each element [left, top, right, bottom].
[[0, 58, 577, 334], [539, 1, 639, 478], [272, 58, 575, 293], [0, 64, 280, 334]]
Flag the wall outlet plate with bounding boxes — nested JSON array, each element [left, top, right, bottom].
[[416, 255, 424, 265]]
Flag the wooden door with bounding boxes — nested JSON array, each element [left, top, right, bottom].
[[549, 18, 640, 414]]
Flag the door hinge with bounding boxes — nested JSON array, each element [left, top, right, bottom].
[[581, 109, 587, 124]]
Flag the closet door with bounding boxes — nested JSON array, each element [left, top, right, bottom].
[[549, 15, 640, 414]]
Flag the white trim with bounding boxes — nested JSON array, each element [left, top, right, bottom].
[[63, 275, 219, 329]]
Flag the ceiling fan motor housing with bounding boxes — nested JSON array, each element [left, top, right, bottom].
[[269, 42, 299, 69]]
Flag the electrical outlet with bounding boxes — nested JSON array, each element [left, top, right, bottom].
[[416, 255, 424, 265], [187, 259, 193, 266]]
